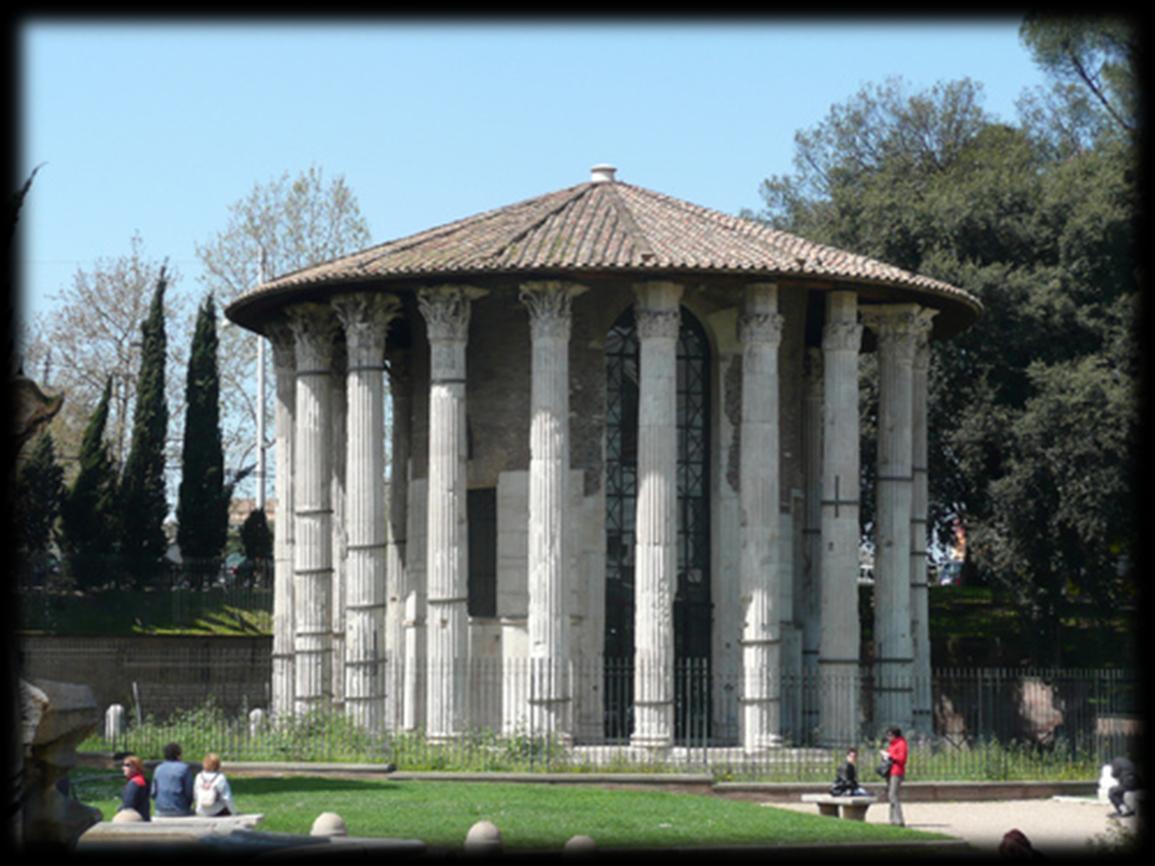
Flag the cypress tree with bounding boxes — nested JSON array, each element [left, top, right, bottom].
[[14, 431, 65, 586], [117, 265, 170, 588], [177, 293, 228, 589], [60, 378, 119, 589]]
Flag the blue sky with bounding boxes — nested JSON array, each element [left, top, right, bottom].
[[17, 17, 1051, 325]]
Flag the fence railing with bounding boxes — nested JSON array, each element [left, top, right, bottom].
[[83, 658, 1138, 781]]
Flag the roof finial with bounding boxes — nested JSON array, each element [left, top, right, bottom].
[[590, 164, 617, 184]]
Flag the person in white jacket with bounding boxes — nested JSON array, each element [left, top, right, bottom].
[[194, 753, 239, 817]]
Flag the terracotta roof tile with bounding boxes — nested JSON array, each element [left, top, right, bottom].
[[227, 173, 981, 334]]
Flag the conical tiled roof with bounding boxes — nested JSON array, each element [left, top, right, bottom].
[[225, 168, 981, 336]]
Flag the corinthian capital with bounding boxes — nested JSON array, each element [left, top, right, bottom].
[[333, 293, 402, 367], [285, 303, 341, 371], [417, 284, 486, 343], [267, 319, 297, 372], [862, 304, 935, 363], [822, 320, 863, 353], [738, 310, 784, 346], [519, 280, 587, 341]]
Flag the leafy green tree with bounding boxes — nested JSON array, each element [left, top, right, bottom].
[[239, 507, 274, 588], [117, 266, 171, 588], [754, 34, 1136, 664], [59, 378, 119, 589], [176, 294, 229, 589], [13, 432, 65, 586], [1019, 14, 1138, 139], [195, 164, 371, 485]]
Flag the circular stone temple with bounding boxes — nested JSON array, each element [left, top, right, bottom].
[[225, 165, 981, 751]]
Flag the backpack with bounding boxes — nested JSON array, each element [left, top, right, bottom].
[[196, 774, 220, 811]]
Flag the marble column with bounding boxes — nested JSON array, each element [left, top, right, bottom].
[[418, 284, 485, 741], [800, 346, 823, 739], [862, 303, 930, 733], [520, 280, 586, 742], [330, 341, 348, 714], [287, 304, 341, 713], [268, 321, 296, 719], [334, 293, 401, 733], [818, 291, 863, 748], [630, 280, 682, 750], [910, 310, 937, 735], [386, 349, 414, 733], [738, 282, 785, 751]]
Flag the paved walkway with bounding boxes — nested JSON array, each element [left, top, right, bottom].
[[771, 796, 1140, 857]]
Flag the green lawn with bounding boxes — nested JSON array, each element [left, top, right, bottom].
[[77, 771, 950, 851]]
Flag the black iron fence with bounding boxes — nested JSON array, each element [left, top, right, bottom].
[[78, 655, 1138, 780]]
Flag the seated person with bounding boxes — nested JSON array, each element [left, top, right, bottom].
[[830, 747, 870, 797], [194, 753, 239, 817], [151, 742, 194, 816], [1108, 755, 1141, 817], [118, 755, 150, 821]]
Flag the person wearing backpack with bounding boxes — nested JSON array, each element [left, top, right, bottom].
[[193, 753, 238, 817]]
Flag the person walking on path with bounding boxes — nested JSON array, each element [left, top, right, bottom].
[[151, 742, 194, 816], [118, 754, 150, 821], [880, 726, 908, 826]]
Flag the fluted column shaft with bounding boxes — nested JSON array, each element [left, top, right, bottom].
[[268, 322, 296, 719], [800, 347, 824, 737], [419, 284, 484, 741], [818, 291, 863, 748], [287, 304, 341, 714], [330, 343, 347, 713], [863, 303, 932, 732], [386, 351, 415, 733], [910, 313, 936, 735], [521, 280, 586, 741], [630, 281, 682, 750], [738, 283, 785, 751], [335, 293, 401, 733]]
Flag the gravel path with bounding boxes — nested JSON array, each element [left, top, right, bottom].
[[770, 796, 1139, 856]]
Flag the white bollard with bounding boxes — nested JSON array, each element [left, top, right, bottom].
[[1098, 763, 1114, 803], [105, 704, 126, 743], [464, 820, 502, 854], [311, 812, 348, 837], [564, 834, 597, 853]]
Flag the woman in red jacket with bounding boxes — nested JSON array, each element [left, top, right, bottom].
[[118, 754, 150, 821], [880, 726, 908, 826]]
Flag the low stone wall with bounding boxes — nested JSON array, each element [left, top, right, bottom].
[[18, 635, 272, 719]]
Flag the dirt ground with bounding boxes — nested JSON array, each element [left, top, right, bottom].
[[769, 796, 1141, 857]]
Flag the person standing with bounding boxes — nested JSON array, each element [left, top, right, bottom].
[[880, 726, 908, 826], [118, 754, 150, 821], [151, 742, 194, 816]]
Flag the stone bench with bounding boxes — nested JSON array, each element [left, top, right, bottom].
[[81, 813, 265, 845], [800, 794, 876, 821]]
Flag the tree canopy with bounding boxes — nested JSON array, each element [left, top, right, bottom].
[[755, 17, 1137, 663]]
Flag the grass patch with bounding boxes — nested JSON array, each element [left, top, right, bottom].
[[20, 587, 272, 636], [75, 771, 950, 850]]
